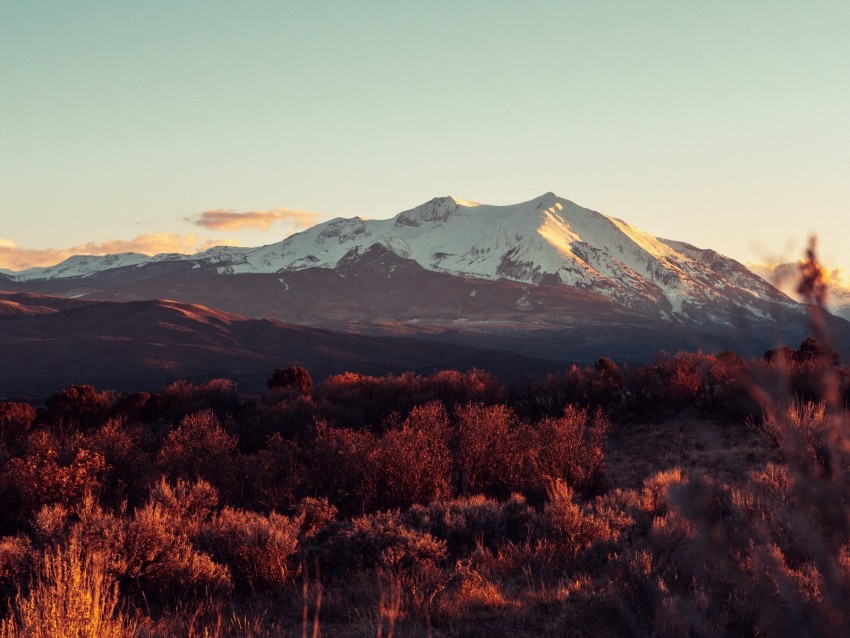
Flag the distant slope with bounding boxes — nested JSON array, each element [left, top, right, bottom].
[[0, 246, 830, 363], [0, 293, 560, 399], [4, 193, 847, 363]]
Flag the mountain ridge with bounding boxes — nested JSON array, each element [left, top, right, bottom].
[[6, 193, 845, 366], [4, 193, 793, 323]]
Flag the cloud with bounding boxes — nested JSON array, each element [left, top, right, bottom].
[[0, 233, 238, 272], [187, 207, 322, 232]]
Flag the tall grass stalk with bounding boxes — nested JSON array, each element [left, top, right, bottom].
[[0, 539, 135, 638]]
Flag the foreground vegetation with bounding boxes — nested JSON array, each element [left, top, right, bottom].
[[1, 339, 849, 636]]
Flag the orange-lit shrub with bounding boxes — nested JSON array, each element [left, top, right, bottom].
[[122, 479, 231, 599], [365, 402, 452, 510], [42, 384, 113, 430], [267, 366, 313, 396], [248, 433, 305, 513], [159, 378, 240, 421], [326, 510, 446, 574], [157, 409, 239, 493], [196, 508, 300, 594], [315, 369, 502, 430], [452, 403, 522, 497], [0, 403, 35, 448], [325, 510, 449, 619], [303, 421, 374, 513], [85, 418, 153, 508], [522, 405, 609, 498], [0, 539, 135, 638], [535, 480, 614, 564], [404, 493, 534, 554], [5, 431, 107, 520], [0, 536, 32, 599]]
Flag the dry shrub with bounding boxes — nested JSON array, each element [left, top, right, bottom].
[[42, 385, 114, 430], [404, 493, 534, 554], [304, 404, 452, 513], [525, 361, 623, 419], [159, 379, 240, 420], [522, 405, 609, 498], [325, 511, 449, 620], [366, 402, 452, 510], [6, 431, 108, 519], [453, 403, 522, 497], [647, 396, 850, 638], [303, 421, 374, 513], [0, 403, 35, 448], [196, 508, 300, 594], [85, 418, 153, 508], [761, 401, 840, 475], [295, 496, 338, 544], [447, 562, 508, 615], [315, 369, 502, 431], [536, 480, 615, 564], [122, 479, 231, 599], [326, 511, 446, 574], [0, 536, 32, 599], [0, 539, 135, 638], [640, 468, 687, 515], [157, 410, 239, 493], [248, 433, 305, 512]]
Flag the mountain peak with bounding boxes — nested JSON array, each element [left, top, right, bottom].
[[4, 193, 796, 327], [394, 196, 463, 227]]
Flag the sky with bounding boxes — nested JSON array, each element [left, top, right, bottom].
[[1, 1, 849, 282]]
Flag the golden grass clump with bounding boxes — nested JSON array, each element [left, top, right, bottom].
[[0, 539, 135, 638]]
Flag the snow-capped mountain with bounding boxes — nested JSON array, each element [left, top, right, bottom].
[[6, 193, 792, 324]]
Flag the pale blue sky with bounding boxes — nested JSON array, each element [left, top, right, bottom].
[[1, 1, 848, 277]]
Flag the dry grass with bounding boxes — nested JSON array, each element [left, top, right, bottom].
[[0, 539, 135, 638]]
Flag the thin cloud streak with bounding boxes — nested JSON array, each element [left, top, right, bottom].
[[187, 207, 323, 232], [0, 233, 238, 272]]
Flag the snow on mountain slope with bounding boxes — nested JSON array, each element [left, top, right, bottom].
[[219, 192, 791, 319], [6, 193, 794, 321], [10, 252, 154, 281]]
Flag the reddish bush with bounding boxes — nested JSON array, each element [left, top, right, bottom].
[[196, 508, 300, 594], [267, 366, 313, 396], [453, 403, 522, 497], [522, 405, 610, 498], [85, 418, 153, 509], [157, 410, 239, 494], [248, 433, 305, 513], [325, 510, 450, 619], [0, 403, 36, 447], [303, 421, 375, 514], [42, 385, 114, 429], [535, 480, 615, 564], [0, 535, 32, 598], [365, 402, 452, 510], [158, 379, 240, 421], [404, 494, 534, 554], [315, 369, 503, 430], [122, 479, 231, 599], [5, 431, 108, 519]]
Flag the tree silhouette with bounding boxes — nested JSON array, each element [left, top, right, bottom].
[[267, 366, 313, 396]]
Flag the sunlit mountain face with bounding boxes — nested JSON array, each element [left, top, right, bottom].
[[2, 194, 848, 369]]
